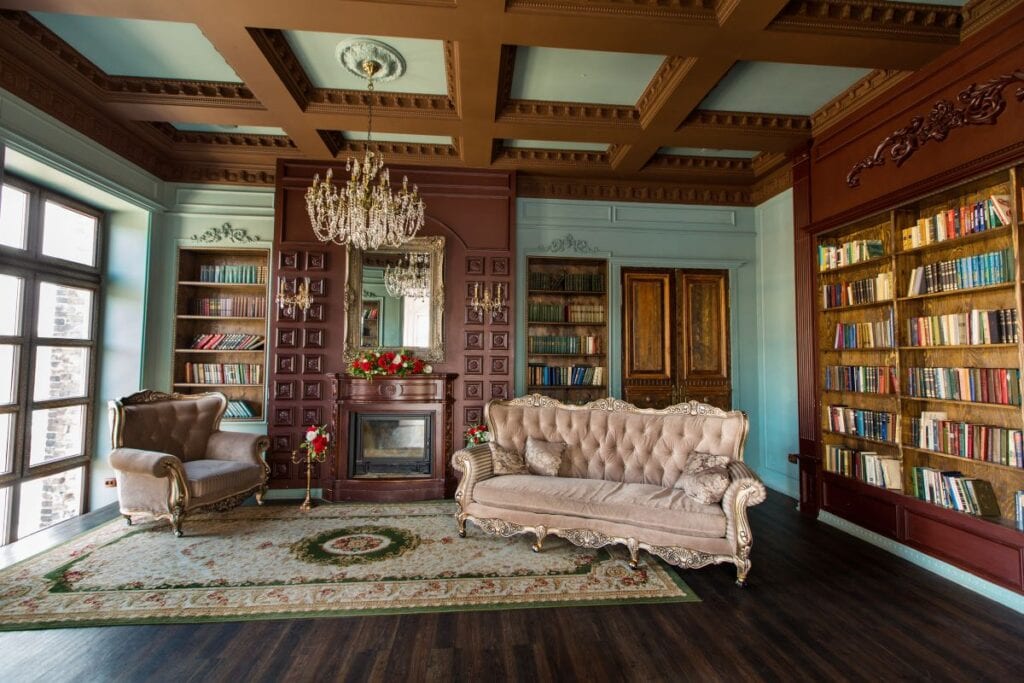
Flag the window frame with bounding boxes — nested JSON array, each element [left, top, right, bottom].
[[0, 173, 103, 545]]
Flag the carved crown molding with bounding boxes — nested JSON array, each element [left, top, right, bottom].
[[645, 154, 753, 173], [495, 45, 518, 115], [318, 130, 459, 160], [249, 28, 315, 110], [505, 0, 716, 21], [771, 1, 961, 42], [681, 110, 812, 133], [517, 174, 751, 206], [148, 123, 295, 149], [2, 12, 258, 107], [189, 223, 261, 244], [811, 69, 913, 135], [750, 163, 793, 205], [636, 56, 697, 127], [961, 0, 1021, 39], [157, 162, 276, 186], [498, 100, 639, 127], [846, 68, 1024, 188], [493, 147, 610, 168]]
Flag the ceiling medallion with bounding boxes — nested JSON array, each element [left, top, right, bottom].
[[306, 40, 424, 249]]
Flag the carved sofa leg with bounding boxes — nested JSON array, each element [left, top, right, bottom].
[[735, 560, 751, 587], [626, 538, 640, 570], [123, 514, 133, 527], [171, 504, 184, 538], [457, 513, 467, 538], [532, 526, 548, 553]]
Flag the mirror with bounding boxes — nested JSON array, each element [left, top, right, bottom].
[[345, 235, 445, 362]]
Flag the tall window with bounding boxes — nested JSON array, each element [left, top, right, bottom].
[[0, 175, 102, 546]]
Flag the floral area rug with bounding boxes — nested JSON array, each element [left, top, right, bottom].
[[0, 501, 696, 629]]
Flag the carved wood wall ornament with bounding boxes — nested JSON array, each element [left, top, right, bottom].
[[846, 69, 1024, 188], [189, 223, 261, 243]]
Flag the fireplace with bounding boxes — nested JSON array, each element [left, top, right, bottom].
[[350, 413, 433, 478], [330, 373, 456, 502]]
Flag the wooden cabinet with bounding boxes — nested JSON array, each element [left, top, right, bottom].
[[524, 257, 609, 403], [810, 166, 1024, 593], [622, 268, 732, 410], [172, 246, 270, 421]]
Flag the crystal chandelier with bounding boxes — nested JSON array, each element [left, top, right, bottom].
[[384, 252, 430, 298], [305, 54, 425, 249]]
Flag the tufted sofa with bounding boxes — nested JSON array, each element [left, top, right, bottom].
[[452, 395, 767, 584]]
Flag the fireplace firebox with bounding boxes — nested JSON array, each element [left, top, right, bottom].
[[350, 413, 433, 478]]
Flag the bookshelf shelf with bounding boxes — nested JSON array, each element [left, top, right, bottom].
[[814, 166, 1024, 561], [173, 246, 269, 422], [525, 256, 609, 400]]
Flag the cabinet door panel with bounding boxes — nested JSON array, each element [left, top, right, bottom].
[[622, 270, 672, 381]]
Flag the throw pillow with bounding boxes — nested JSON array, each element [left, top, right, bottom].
[[490, 442, 528, 475], [679, 452, 732, 504], [524, 437, 565, 477]]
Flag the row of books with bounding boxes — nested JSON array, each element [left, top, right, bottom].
[[823, 446, 901, 490], [910, 412, 1023, 468], [225, 400, 257, 419], [197, 264, 268, 284], [527, 303, 605, 324], [900, 194, 1011, 250], [187, 296, 267, 317], [824, 365, 898, 394], [818, 238, 885, 272], [904, 247, 1013, 296], [183, 363, 263, 385], [529, 272, 605, 293], [910, 468, 1001, 518], [905, 308, 1018, 347], [527, 364, 605, 386], [826, 405, 895, 442], [833, 318, 894, 349], [822, 272, 893, 309], [189, 333, 265, 350], [905, 366, 1021, 406], [527, 335, 602, 355]]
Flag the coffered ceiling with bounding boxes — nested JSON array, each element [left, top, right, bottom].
[[0, 0, 1005, 205]]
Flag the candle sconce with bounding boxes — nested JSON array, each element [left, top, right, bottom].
[[276, 276, 313, 316], [471, 282, 505, 316]]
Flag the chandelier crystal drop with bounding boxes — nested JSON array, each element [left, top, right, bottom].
[[384, 252, 430, 298], [305, 49, 425, 249]]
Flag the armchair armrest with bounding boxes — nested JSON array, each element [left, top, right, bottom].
[[109, 448, 181, 477], [205, 431, 270, 466], [452, 443, 494, 511], [722, 460, 767, 563]]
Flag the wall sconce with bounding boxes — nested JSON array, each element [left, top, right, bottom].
[[276, 277, 313, 316], [471, 282, 505, 315]]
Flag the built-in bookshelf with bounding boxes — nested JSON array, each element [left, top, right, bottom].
[[525, 256, 609, 402], [173, 246, 270, 421], [815, 167, 1024, 533]]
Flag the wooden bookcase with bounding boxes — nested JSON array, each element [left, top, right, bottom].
[[815, 167, 1024, 551], [525, 256, 609, 403], [172, 246, 270, 421]]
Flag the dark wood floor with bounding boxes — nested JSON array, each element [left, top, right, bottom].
[[1, 491, 1022, 682]]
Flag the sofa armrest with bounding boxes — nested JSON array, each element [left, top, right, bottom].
[[109, 447, 181, 477], [205, 431, 270, 467], [452, 443, 494, 511], [722, 460, 767, 554]]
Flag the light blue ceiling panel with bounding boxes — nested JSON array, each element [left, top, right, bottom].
[[31, 13, 241, 82], [511, 47, 664, 105], [894, 0, 965, 5], [283, 31, 447, 94], [172, 123, 288, 136], [343, 131, 453, 145], [505, 140, 608, 152], [699, 61, 872, 116], [658, 147, 759, 158]]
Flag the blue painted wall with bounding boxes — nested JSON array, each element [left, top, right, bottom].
[[517, 197, 799, 496]]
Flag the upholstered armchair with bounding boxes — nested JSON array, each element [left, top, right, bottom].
[[108, 390, 270, 536]]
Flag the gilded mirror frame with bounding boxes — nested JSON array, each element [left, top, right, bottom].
[[344, 235, 445, 362]]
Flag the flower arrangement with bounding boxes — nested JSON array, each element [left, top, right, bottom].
[[465, 423, 489, 445], [349, 349, 425, 379], [299, 424, 331, 461]]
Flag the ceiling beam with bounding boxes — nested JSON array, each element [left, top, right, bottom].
[[451, 0, 506, 167]]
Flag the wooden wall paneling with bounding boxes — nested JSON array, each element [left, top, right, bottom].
[[271, 161, 515, 498]]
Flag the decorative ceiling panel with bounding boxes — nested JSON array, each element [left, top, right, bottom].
[[505, 140, 609, 151], [658, 147, 759, 158], [510, 47, 665, 105], [172, 123, 288, 136], [30, 12, 242, 82], [699, 61, 871, 116], [342, 131, 453, 145]]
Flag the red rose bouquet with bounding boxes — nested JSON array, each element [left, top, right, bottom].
[[300, 424, 331, 462], [349, 349, 426, 379], [465, 423, 489, 445]]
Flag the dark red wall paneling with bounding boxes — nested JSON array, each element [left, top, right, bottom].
[[269, 161, 515, 497]]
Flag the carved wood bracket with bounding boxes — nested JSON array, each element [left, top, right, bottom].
[[846, 69, 1024, 188]]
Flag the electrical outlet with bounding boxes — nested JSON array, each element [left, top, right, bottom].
[[104, 478, 117, 488]]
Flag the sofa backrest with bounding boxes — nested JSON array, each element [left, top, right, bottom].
[[485, 396, 748, 489], [110, 391, 226, 462]]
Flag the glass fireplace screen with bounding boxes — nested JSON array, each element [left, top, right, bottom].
[[350, 413, 433, 478]]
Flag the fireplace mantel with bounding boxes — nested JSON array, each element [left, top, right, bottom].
[[329, 373, 456, 502]]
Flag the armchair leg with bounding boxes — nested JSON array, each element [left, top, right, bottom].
[[171, 505, 184, 538], [456, 513, 467, 538], [255, 486, 267, 506], [123, 514, 133, 527]]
